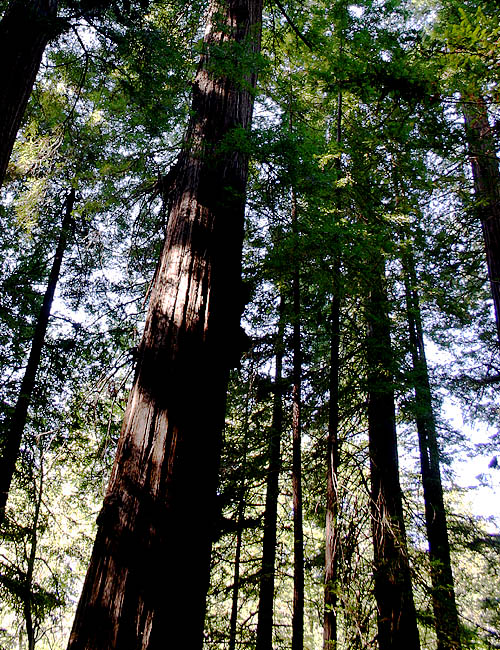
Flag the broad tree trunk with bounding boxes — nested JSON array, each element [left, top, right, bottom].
[[402, 245, 462, 650], [67, 2, 263, 648], [462, 96, 500, 344], [255, 297, 285, 650], [0, 0, 58, 187], [0, 189, 75, 523], [365, 252, 420, 650], [291, 191, 304, 650], [324, 89, 342, 650]]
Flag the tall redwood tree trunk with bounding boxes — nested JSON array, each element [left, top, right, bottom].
[[463, 96, 500, 345], [0, 189, 75, 523], [67, 1, 263, 648], [255, 297, 285, 650], [0, 0, 58, 187], [365, 252, 420, 650], [402, 245, 462, 650]]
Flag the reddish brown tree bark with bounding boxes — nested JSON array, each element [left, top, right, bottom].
[[366, 252, 420, 650], [0, 189, 75, 523], [67, 1, 263, 648], [463, 96, 500, 345], [0, 0, 58, 187]]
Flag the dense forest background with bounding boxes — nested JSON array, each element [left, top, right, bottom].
[[0, 0, 499, 648]]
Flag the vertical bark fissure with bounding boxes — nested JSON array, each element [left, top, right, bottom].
[[0, 0, 59, 187], [291, 188, 304, 650], [255, 296, 285, 650], [67, 1, 263, 648], [462, 95, 500, 345], [0, 189, 75, 523], [366, 251, 420, 650], [402, 242, 462, 650]]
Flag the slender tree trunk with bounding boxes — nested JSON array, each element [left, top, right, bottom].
[[255, 297, 285, 650], [462, 95, 500, 344], [24, 462, 44, 650], [67, 2, 263, 648], [229, 372, 254, 650], [324, 89, 343, 650], [324, 259, 341, 650], [0, 0, 58, 187], [365, 252, 420, 650], [0, 189, 75, 523], [291, 190, 304, 650], [402, 245, 462, 650], [228, 492, 245, 650]]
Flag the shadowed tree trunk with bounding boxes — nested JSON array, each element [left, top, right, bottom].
[[291, 189, 304, 650], [463, 95, 500, 345], [365, 250, 420, 650], [228, 371, 254, 650], [228, 495, 244, 650], [0, 0, 58, 187], [255, 296, 285, 650], [67, 1, 263, 648], [0, 189, 75, 523], [402, 243, 462, 650]]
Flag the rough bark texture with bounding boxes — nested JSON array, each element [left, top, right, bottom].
[[403, 246, 462, 650], [0, 0, 58, 187], [366, 253, 420, 650], [291, 191, 304, 650], [255, 298, 285, 650], [0, 189, 75, 523], [463, 96, 500, 345], [67, 2, 263, 648]]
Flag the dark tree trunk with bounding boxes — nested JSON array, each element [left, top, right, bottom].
[[324, 90, 342, 650], [255, 297, 285, 650], [402, 246, 462, 650], [67, 1, 263, 648], [0, 0, 58, 187], [291, 191, 304, 650], [0, 189, 75, 523], [229, 376, 253, 650], [463, 96, 500, 345], [228, 492, 245, 650], [365, 252, 420, 650], [24, 464, 44, 650], [324, 260, 341, 650]]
